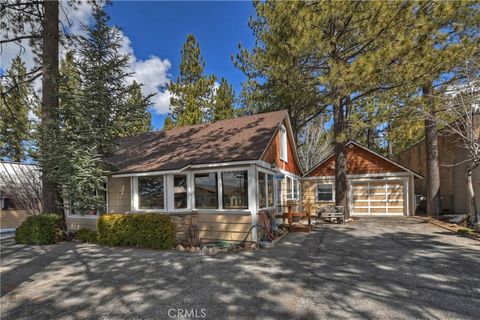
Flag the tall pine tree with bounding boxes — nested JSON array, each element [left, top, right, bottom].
[[165, 34, 216, 128], [211, 78, 235, 121], [42, 6, 152, 214], [0, 56, 37, 162]]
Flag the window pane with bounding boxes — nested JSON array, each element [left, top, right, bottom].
[[286, 176, 292, 199], [174, 175, 188, 209], [293, 179, 298, 199], [258, 172, 266, 208], [267, 174, 274, 207], [317, 184, 333, 201], [139, 176, 164, 209], [222, 171, 248, 209], [194, 173, 218, 209]]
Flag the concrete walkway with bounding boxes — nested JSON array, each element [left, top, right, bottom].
[[1, 217, 479, 319]]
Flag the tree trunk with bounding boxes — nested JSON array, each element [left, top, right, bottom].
[[333, 97, 349, 218], [423, 85, 441, 218], [41, 0, 60, 214], [466, 168, 478, 224]]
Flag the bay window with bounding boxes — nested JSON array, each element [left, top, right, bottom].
[[194, 173, 218, 209], [222, 171, 248, 209], [138, 176, 165, 209]]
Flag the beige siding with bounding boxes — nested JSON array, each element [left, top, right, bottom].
[[301, 179, 334, 215], [193, 212, 253, 242], [108, 176, 131, 213], [66, 217, 97, 231], [0, 210, 28, 228]]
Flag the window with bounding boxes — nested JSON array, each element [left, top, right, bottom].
[[138, 176, 164, 209], [316, 184, 334, 201], [286, 176, 299, 200], [259, 172, 274, 208], [194, 173, 218, 209], [173, 175, 188, 209], [267, 174, 274, 207], [258, 172, 266, 208], [279, 125, 288, 162], [222, 171, 248, 209]]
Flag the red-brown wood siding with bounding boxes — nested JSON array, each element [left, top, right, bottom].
[[262, 121, 302, 176], [307, 144, 405, 177]]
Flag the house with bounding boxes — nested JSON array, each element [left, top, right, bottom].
[[302, 141, 421, 216], [65, 110, 304, 242], [397, 129, 480, 214], [0, 162, 41, 231]]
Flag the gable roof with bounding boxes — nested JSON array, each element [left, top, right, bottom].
[[106, 110, 289, 174], [304, 141, 423, 178]]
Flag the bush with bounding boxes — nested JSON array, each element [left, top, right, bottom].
[[97, 213, 176, 249], [76, 228, 98, 243], [15, 214, 64, 245]]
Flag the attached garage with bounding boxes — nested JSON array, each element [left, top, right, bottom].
[[302, 141, 422, 216]]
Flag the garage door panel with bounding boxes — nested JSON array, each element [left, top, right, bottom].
[[387, 200, 404, 207], [352, 207, 369, 213], [369, 195, 386, 201], [388, 208, 404, 214], [370, 207, 388, 214], [370, 201, 388, 207], [388, 194, 403, 201]]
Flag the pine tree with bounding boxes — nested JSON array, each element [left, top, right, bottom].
[[116, 81, 152, 137], [0, 56, 37, 162], [42, 6, 152, 214], [211, 78, 235, 121], [166, 34, 216, 128]]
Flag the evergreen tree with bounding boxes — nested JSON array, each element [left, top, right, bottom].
[[0, 56, 37, 162], [166, 34, 216, 128], [211, 78, 235, 121], [42, 6, 152, 214], [116, 81, 152, 137]]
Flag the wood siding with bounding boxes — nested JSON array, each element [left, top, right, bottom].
[[262, 120, 302, 176], [307, 144, 406, 177], [193, 212, 253, 242], [301, 180, 335, 214], [66, 217, 97, 231], [108, 176, 131, 213], [0, 210, 28, 228]]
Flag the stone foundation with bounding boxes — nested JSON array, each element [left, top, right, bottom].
[[168, 212, 197, 242]]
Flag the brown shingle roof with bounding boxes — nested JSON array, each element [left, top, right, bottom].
[[106, 110, 288, 174]]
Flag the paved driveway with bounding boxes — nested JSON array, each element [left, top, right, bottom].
[[1, 217, 479, 320]]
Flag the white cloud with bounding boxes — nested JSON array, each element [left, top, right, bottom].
[[129, 56, 172, 114]]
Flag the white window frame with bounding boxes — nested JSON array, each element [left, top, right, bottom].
[[132, 175, 167, 212], [279, 124, 288, 162], [221, 170, 249, 210], [257, 167, 275, 209], [286, 176, 299, 200], [192, 167, 251, 213], [168, 173, 190, 212], [316, 183, 334, 202]]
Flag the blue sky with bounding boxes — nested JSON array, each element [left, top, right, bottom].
[[106, 1, 256, 130]]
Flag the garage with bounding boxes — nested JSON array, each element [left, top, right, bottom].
[[350, 180, 406, 216], [302, 141, 422, 216]]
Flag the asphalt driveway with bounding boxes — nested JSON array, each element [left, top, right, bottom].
[[1, 217, 479, 320]]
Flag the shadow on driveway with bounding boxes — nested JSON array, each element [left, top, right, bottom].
[[1, 217, 479, 319]]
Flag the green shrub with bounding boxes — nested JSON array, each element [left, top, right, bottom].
[[76, 228, 98, 243], [15, 214, 64, 245], [457, 228, 472, 235], [97, 213, 176, 249]]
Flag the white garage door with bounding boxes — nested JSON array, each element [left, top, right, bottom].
[[351, 180, 405, 216]]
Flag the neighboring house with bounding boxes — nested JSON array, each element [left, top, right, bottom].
[[397, 131, 480, 214], [302, 142, 421, 216], [0, 162, 41, 230], [66, 110, 304, 242]]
